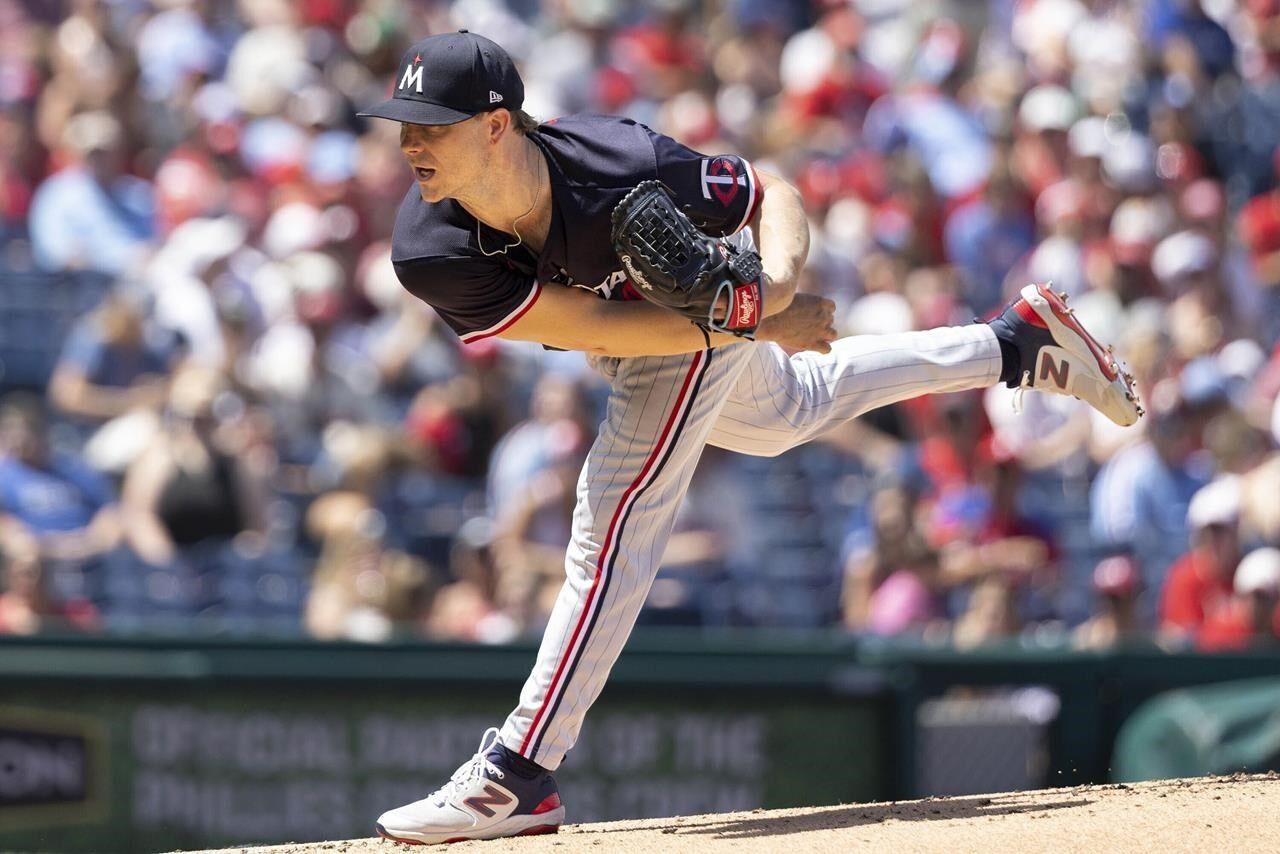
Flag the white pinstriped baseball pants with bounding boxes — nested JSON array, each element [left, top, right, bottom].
[[499, 324, 1002, 769]]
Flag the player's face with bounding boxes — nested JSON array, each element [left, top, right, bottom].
[[399, 117, 487, 203]]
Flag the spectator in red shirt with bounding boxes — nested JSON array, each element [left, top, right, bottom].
[[1198, 547, 1280, 651], [1159, 476, 1242, 643]]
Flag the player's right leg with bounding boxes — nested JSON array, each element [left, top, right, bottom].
[[374, 728, 563, 845], [376, 346, 757, 845]]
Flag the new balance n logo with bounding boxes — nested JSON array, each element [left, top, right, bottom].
[[1039, 353, 1070, 389], [463, 784, 513, 818]]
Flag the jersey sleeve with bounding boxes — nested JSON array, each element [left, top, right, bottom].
[[645, 128, 762, 237], [393, 255, 542, 344]]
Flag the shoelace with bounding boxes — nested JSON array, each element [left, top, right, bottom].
[[431, 727, 506, 807], [1011, 369, 1032, 415]]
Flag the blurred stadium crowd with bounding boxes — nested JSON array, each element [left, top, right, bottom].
[[1, 0, 1279, 652]]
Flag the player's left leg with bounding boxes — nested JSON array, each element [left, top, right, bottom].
[[706, 283, 1141, 457], [706, 323, 1001, 457]]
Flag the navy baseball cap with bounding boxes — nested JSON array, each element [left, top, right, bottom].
[[358, 30, 524, 126]]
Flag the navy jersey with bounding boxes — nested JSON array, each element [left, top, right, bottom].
[[390, 114, 761, 344]]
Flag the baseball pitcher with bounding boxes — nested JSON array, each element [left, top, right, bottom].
[[358, 31, 1142, 845]]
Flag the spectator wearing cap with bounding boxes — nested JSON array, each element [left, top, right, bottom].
[[1107, 197, 1168, 305], [1153, 230, 1240, 358], [27, 111, 156, 275], [1159, 475, 1243, 642], [1091, 381, 1210, 622], [1198, 548, 1280, 651], [1074, 556, 1145, 650], [1065, 117, 1121, 241], [147, 215, 254, 369], [1012, 84, 1078, 199], [1152, 229, 1218, 294]]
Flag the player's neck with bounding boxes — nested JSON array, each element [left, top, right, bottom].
[[456, 135, 551, 253]]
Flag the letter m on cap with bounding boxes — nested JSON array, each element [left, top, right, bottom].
[[399, 64, 425, 93], [1039, 352, 1070, 389], [463, 784, 513, 818]]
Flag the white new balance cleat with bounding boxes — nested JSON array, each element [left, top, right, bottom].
[[375, 728, 565, 845], [989, 283, 1144, 427]]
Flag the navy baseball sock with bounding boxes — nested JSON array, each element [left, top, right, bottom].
[[986, 315, 1023, 387], [492, 742, 549, 778]]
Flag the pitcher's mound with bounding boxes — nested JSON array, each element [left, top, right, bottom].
[[177, 773, 1280, 854]]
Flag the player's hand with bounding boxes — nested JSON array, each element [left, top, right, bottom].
[[755, 293, 836, 353]]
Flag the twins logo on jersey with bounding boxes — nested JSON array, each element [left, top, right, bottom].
[[559, 266, 631, 299], [701, 156, 747, 206]]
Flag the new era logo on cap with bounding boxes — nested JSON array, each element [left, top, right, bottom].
[[490, 91, 503, 103]]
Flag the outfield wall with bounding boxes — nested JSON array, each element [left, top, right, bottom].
[[2, 633, 1278, 853]]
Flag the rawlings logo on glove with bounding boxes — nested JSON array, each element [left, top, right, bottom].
[[618, 254, 652, 291], [610, 180, 763, 338], [734, 282, 759, 328]]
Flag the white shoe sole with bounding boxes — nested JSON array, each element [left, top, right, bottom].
[[376, 805, 566, 845], [1019, 283, 1143, 427]]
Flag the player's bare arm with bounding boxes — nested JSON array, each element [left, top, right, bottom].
[[496, 281, 835, 357], [749, 169, 810, 316]]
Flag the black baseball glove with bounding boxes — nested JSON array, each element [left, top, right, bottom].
[[610, 180, 763, 338]]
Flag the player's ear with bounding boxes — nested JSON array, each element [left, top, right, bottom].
[[484, 109, 512, 145]]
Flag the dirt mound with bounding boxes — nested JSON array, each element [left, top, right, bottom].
[[177, 773, 1280, 854]]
